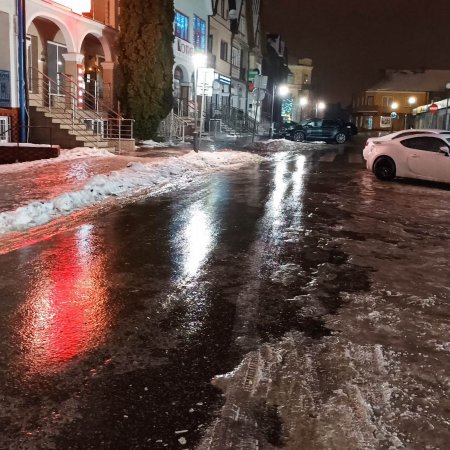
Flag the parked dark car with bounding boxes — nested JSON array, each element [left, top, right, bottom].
[[285, 118, 351, 144], [343, 121, 358, 136], [273, 121, 299, 138]]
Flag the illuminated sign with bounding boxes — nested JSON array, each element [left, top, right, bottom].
[[55, 0, 91, 14]]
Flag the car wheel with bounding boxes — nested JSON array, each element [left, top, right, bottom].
[[293, 131, 306, 142], [335, 132, 347, 144], [374, 156, 396, 181]]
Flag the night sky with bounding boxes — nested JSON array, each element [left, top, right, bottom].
[[262, 0, 450, 106]]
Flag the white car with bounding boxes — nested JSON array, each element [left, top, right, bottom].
[[363, 129, 450, 160], [364, 133, 450, 183]]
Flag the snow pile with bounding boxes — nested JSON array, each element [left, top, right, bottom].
[[0, 147, 114, 174], [0, 150, 262, 235], [139, 140, 177, 148], [245, 139, 324, 152]]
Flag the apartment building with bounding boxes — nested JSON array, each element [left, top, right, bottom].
[[208, 0, 263, 118], [172, 0, 212, 116]]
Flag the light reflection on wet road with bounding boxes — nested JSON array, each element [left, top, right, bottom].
[[1, 140, 449, 449]]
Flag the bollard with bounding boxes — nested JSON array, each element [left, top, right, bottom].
[[193, 131, 200, 153]]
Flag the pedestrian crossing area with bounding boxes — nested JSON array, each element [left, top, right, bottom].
[[315, 152, 364, 164]]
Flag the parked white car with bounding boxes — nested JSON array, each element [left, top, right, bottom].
[[363, 129, 450, 160], [364, 133, 450, 182]]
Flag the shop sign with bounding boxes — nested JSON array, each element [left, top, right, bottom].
[[0, 70, 11, 108], [175, 38, 194, 57]]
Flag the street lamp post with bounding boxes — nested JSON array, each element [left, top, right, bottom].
[[299, 96, 308, 122], [391, 101, 399, 132], [315, 101, 326, 117], [270, 83, 288, 139], [192, 53, 207, 149], [406, 96, 416, 129]]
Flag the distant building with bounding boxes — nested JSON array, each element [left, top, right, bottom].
[[286, 57, 313, 122], [352, 69, 450, 131]]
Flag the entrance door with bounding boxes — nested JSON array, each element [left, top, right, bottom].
[[47, 41, 67, 95]]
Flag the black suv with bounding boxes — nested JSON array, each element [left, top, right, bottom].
[[285, 118, 350, 144]]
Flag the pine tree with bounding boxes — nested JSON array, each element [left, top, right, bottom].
[[118, 0, 174, 139]]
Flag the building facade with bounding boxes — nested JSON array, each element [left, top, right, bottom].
[[285, 58, 313, 122], [352, 70, 450, 131], [173, 0, 212, 116]]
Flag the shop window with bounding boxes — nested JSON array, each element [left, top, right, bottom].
[[194, 16, 206, 50], [175, 11, 189, 41]]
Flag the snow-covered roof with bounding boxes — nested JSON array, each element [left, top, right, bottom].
[[367, 70, 450, 93]]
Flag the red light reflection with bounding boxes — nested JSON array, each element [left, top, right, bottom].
[[14, 225, 111, 376]]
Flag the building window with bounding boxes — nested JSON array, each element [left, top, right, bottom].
[[382, 96, 393, 107], [193, 16, 206, 50], [231, 46, 240, 68], [220, 40, 228, 61], [0, 116, 10, 143], [175, 11, 189, 41], [367, 96, 374, 105]]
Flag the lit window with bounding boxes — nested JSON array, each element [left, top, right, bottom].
[[175, 11, 189, 41], [193, 16, 206, 50]]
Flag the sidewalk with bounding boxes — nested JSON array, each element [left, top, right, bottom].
[[0, 147, 190, 213], [0, 145, 262, 237]]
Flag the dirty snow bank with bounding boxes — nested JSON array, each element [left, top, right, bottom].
[[0, 147, 114, 174], [245, 139, 324, 152], [0, 151, 262, 235]]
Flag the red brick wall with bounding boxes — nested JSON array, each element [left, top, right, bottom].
[[0, 108, 19, 142]]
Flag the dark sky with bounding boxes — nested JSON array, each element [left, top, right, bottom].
[[262, 0, 450, 105]]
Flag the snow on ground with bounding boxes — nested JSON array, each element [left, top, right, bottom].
[[0, 151, 262, 235], [0, 147, 114, 174], [139, 139, 185, 148], [245, 139, 326, 152]]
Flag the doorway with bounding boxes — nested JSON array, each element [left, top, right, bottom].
[[47, 41, 67, 95]]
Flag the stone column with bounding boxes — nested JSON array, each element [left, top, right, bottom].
[[62, 53, 85, 107], [101, 61, 116, 109]]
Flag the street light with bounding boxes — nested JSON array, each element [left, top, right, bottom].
[[315, 101, 326, 117], [299, 96, 308, 121], [390, 102, 399, 132], [270, 83, 289, 138], [192, 53, 207, 149], [406, 97, 416, 129]]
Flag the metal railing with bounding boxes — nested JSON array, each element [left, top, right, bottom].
[[30, 70, 134, 150], [158, 110, 190, 142], [0, 125, 54, 147], [212, 105, 258, 135]]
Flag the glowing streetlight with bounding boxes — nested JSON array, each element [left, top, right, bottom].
[[278, 84, 289, 97], [315, 101, 326, 116], [408, 96, 417, 106], [299, 96, 308, 120], [391, 101, 399, 110], [192, 53, 207, 69]]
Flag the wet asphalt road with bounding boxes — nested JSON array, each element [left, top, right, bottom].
[[1, 136, 450, 449]]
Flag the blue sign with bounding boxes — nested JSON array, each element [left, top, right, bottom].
[[390, 112, 398, 119], [0, 70, 11, 108]]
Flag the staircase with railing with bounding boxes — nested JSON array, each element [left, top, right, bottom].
[[28, 70, 134, 152]]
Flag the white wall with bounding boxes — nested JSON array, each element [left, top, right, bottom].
[[173, 0, 212, 83]]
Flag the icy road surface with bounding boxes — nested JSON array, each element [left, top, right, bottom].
[[0, 137, 449, 449]]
